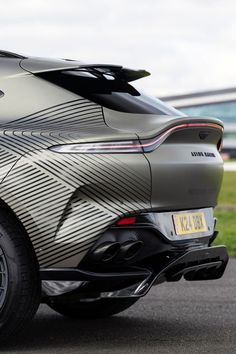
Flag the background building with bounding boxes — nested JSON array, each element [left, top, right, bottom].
[[161, 87, 236, 156]]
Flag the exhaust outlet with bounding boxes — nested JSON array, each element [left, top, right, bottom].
[[92, 242, 120, 262], [120, 241, 144, 261]]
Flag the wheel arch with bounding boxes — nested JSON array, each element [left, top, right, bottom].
[[0, 197, 39, 267]]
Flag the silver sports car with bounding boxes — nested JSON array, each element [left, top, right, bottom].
[[0, 50, 228, 340]]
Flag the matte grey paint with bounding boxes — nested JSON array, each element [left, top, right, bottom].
[[20, 57, 83, 74], [0, 53, 223, 267]]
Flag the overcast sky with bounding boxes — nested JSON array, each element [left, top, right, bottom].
[[1, 0, 236, 95]]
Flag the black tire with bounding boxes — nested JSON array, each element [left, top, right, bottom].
[[0, 207, 41, 341], [48, 296, 138, 319]]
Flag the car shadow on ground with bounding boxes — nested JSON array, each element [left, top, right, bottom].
[[1, 303, 215, 352]]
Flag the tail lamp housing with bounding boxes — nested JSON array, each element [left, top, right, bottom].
[[49, 123, 223, 154]]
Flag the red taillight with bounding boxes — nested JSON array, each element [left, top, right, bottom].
[[116, 217, 137, 226]]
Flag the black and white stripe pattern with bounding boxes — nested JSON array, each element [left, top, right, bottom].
[[0, 99, 151, 267], [4, 98, 105, 129]]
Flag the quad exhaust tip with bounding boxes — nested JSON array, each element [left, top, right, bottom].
[[92, 240, 143, 263]]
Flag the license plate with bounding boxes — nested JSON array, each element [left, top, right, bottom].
[[173, 212, 208, 235]]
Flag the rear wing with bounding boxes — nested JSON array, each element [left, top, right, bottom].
[[20, 57, 150, 82]]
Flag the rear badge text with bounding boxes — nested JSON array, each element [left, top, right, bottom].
[[191, 152, 215, 157]]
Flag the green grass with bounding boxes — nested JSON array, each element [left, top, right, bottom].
[[214, 211, 236, 256], [213, 171, 236, 256], [218, 171, 236, 205]]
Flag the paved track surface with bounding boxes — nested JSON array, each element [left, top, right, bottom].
[[2, 258, 236, 354]]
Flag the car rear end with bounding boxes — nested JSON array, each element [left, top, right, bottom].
[[35, 64, 228, 298], [0, 52, 229, 340]]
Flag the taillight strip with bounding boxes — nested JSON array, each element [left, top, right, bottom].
[[49, 122, 223, 154]]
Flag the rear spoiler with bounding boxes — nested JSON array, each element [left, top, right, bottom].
[[77, 65, 150, 82], [20, 57, 150, 82]]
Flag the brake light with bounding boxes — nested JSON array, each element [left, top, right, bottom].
[[116, 217, 137, 226]]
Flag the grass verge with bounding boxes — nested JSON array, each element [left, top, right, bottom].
[[214, 211, 236, 256], [214, 171, 236, 256], [218, 171, 236, 205]]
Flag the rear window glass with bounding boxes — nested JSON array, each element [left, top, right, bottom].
[[38, 70, 182, 116]]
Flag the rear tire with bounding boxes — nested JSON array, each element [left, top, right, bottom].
[[0, 208, 41, 341], [48, 296, 138, 319]]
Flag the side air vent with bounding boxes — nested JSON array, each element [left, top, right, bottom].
[[0, 50, 25, 59]]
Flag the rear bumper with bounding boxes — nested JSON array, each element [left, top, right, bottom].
[[40, 245, 228, 298]]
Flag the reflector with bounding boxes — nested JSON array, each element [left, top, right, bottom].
[[116, 217, 137, 226]]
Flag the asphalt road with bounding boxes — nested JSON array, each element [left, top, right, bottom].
[[2, 258, 236, 354]]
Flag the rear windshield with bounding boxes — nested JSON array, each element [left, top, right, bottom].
[[38, 70, 182, 116]]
